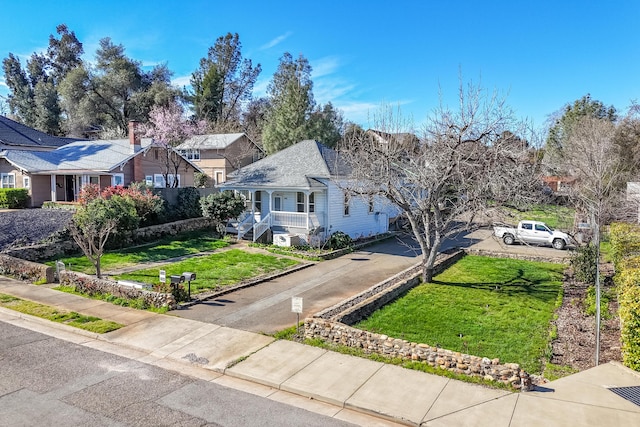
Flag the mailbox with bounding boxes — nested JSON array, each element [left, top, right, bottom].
[[182, 272, 196, 281], [170, 275, 185, 285]]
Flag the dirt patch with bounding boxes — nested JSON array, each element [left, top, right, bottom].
[[551, 264, 621, 371]]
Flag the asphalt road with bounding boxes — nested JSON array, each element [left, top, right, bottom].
[[0, 321, 357, 427]]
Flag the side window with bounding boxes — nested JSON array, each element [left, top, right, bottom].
[[535, 224, 547, 232], [521, 223, 532, 230]]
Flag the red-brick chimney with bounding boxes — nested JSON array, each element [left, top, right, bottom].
[[128, 120, 145, 183]]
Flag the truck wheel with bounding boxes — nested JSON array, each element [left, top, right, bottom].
[[503, 234, 515, 245], [552, 238, 566, 250]]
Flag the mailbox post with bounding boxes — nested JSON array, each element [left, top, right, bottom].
[[182, 272, 196, 300]]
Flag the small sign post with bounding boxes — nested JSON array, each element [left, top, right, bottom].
[[159, 270, 166, 284], [291, 296, 303, 336]]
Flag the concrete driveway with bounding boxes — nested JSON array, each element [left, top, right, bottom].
[[171, 227, 571, 334]]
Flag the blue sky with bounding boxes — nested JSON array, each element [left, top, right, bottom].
[[0, 0, 638, 132]]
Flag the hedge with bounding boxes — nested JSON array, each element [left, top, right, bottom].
[[0, 188, 29, 209], [611, 223, 640, 371]]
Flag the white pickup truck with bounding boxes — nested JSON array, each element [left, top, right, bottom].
[[493, 220, 571, 250]]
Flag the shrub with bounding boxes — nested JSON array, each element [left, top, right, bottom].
[[326, 231, 352, 250], [584, 286, 612, 319], [174, 187, 202, 219], [570, 243, 598, 283], [0, 188, 29, 208], [615, 258, 640, 371], [100, 183, 164, 226], [200, 191, 246, 233], [194, 172, 209, 188], [610, 222, 640, 267]]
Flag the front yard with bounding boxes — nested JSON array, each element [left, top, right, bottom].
[[355, 255, 565, 373], [114, 249, 299, 294]]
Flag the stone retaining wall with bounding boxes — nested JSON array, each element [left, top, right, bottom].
[[4, 217, 216, 262], [60, 271, 176, 310], [465, 248, 570, 264], [305, 318, 531, 389], [0, 253, 54, 283]]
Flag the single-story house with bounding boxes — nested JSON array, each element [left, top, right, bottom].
[[0, 115, 82, 151], [0, 121, 202, 207], [220, 139, 400, 246], [176, 133, 263, 185], [542, 175, 577, 194]]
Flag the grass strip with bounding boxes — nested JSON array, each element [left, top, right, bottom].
[[0, 293, 122, 333]]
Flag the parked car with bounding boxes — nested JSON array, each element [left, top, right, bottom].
[[493, 220, 571, 250]]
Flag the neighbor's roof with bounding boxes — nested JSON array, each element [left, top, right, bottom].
[[0, 115, 82, 149], [221, 140, 349, 190], [176, 133, 250, 150], [0, 138, 157, 173]]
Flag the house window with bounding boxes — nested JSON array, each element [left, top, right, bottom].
[[255, 191, 261, 211], [167, 174, 181, 188], [89, 176, 99, 185], [145, 175, 153, 187], [215, 171, 224, 185], [112, 173, 124, 187], [343, 192, 350, 216], [368, 196, 375, 214], [1, 173, 15, 188], [309, 192, 315, 213], [154, 174, 165, 188], [23, 176, 30, 189], [296, 192, 305, 213], [180, 149, 200, 161]]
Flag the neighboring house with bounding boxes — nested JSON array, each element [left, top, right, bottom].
[[0, 115, 82, 151], [220, 139, 400, 246], [542, 176, 577, 194], [0, 121, 201, 207], [176, 133, 262, 185]]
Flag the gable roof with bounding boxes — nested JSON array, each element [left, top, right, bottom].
[[1, 137, 202, 174], [0, 115, 81, 149], [221, 140, 348, 189], [177, 133, 250, 150]]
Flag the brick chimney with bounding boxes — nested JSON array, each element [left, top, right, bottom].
[[128, 120, 145, 183], [128, 120, 141, 153]]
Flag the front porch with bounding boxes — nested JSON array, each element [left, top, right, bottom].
[[229, 189, 327, 245]]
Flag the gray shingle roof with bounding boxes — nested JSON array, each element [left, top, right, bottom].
[[0, 115, 82, 149], [222, 140, 349, 189], [1, 138, 154, 173], [176, 133, 247, 150]]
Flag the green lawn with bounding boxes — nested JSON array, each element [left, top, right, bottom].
[[115, 249, 299, 294], [355, 255, 565, 373], [48, 233, 230, 274], [0, 293, 122, 333], [507, 204, 575, 230]]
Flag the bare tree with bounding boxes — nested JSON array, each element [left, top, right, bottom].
[[562, 116, 632, 365], [340, 82, 539, 282]]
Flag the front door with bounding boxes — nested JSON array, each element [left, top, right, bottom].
[[273, 196, 282, 211]]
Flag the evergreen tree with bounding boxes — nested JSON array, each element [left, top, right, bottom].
[[262, 53, 315, 154], [190, 33, 261, 131]]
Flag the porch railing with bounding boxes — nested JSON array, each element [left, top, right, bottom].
[[253, 213, 271, 242], [236, 212, 255, 240], [271, 211, 318, 229]]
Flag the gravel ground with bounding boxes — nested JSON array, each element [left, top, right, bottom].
[[0, 209, 73, 250], [551, 264, 621, 371]]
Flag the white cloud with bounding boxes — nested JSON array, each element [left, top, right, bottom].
[[260, 32, 292, 50], [311, 56, 340, 79], [171, 75, 191, 88]]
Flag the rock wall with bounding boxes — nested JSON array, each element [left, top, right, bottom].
[[0, 253, 54, 283], [305, 318, 531, 389], [60, 271, 176, 310], [4, 217, 216, 262]]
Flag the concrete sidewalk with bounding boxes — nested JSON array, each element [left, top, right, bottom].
[[2, 275, 640, 426]]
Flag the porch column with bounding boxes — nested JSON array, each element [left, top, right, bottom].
[[50, 174, 57, 202], [250, 190, 256, 216], [266, 190, 273, 227]]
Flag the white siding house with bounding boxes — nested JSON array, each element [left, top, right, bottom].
[[220, 140, 400, 245]]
